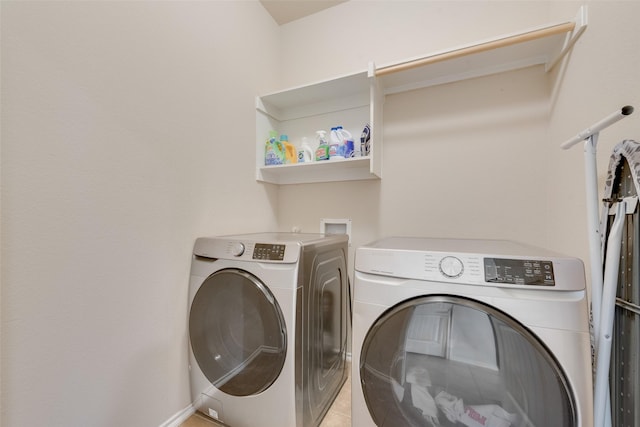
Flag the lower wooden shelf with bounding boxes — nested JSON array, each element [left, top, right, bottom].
[[257, 157, 379, 185]]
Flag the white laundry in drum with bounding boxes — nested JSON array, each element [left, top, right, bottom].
[[434, 390, 517, 427]]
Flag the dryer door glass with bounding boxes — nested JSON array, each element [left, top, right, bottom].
[[189, 268, 287, 397], [360, 296, 576, 427]]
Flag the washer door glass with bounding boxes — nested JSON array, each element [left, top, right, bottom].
[[189, 268, 287, 397], [360, 296, 576, 427]]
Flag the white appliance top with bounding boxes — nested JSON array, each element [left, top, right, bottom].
[[194, 232, 347, 263], [219, 232, 338, 244], [356, 237, 585, 291]]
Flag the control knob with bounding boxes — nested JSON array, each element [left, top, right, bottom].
[[439, 256, 464, 278], [231, 243, 245, 257]]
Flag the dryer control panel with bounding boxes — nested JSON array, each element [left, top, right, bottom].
[[484, 258, 555, 286]]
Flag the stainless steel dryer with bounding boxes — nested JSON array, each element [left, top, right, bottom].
[[188, 232, 348, 427]]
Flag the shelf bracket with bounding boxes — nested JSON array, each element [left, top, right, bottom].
[[367, 61, 376, 79], [545, 5, 588, 72]]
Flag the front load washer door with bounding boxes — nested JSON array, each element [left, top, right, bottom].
[[360, 295, 576, 427], [189, 268, 287, 397]]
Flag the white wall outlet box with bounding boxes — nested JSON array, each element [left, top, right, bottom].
[[320, 218, 352, 244]]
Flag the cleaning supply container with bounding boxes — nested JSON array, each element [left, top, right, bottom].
[[280, 135, 297, 164], [315, 130, 330, 161], [329, 127, 342, 159], [265, 130, 285, 165], [336, 127, 355, 158], [298, 137, 314, 163]]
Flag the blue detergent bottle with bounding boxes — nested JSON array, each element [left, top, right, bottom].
[[336, 126, 354, 158]]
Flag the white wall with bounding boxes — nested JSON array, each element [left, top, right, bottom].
[[278, 0, 553, 87], [276, 1, 640, 281], [547, 1, 640, 269], [2, 1, 639, 426], [275, 0, 558, 273], [1, 1, 279, 426]]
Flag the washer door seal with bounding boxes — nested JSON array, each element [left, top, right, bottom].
[[189, 268, 287, 396]]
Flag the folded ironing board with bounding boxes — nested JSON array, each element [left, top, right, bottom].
[[601, 139, 640, 427]]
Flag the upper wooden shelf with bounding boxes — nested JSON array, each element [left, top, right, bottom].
[[374, 6, 587, 94]]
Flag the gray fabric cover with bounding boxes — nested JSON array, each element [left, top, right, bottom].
[[603, 139, 640, 199]]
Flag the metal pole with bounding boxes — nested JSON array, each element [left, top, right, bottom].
[[561, 106, 634, 150]]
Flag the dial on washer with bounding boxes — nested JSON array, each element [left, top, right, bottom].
[[439, 256, 464, 278], [231, 243, 245, 257]]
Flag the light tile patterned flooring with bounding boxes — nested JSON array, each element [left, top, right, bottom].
[[180, 365, 351, 427]]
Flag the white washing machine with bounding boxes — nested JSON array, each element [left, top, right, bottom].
[[352, 237, 593, 427], [188, 232, 349, 427]]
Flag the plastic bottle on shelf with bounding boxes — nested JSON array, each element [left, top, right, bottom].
[[360, 123, 371, 156], [315, 130, 330, 161], [265, 130, 285, 165], [280, 134, 298, 164], [298, 137, 314, 163], [329, 127, 342, 159], [336, 126, 355, 158]]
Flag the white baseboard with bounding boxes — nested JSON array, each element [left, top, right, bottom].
[[159, 403, 196, 427]]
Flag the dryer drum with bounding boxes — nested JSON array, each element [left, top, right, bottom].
[[189, 268, 287, 397], [360, 295, 576, 427]]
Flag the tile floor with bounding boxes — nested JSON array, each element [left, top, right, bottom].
[[180, 365, 351, 427]]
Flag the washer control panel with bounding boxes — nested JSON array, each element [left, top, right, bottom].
[[355, 238, 582, 290], [358, 250, 558, 287]]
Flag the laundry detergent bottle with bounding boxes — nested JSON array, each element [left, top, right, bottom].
[[298, 137, 314, 163], [336, 126, 355, 158], [360, 123, 371, 156], [265, 130, 285, 165], [280, 134, 298, 164], [329, 127, 342, 159]]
